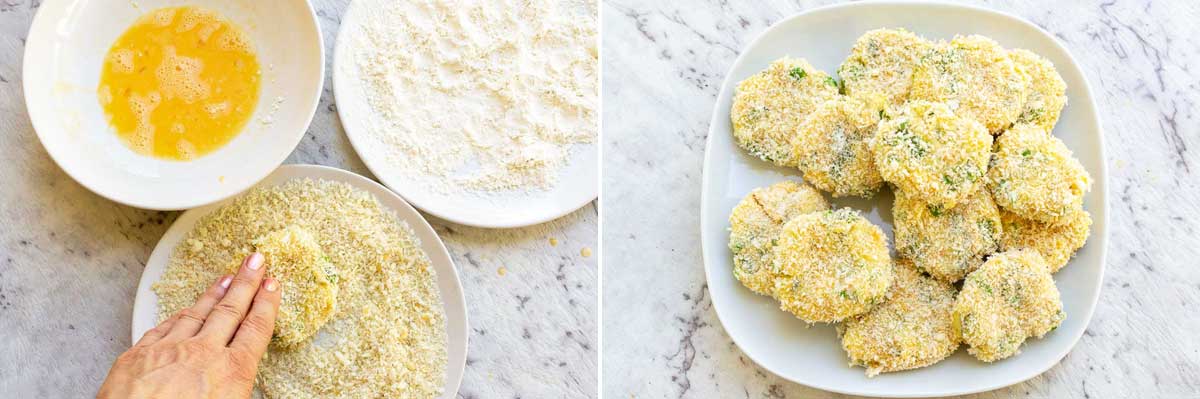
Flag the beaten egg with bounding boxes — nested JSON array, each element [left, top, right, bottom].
[[98, 6, 260, 160]]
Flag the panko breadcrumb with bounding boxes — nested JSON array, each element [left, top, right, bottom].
[[987, 123, 1091, 224], [771, 209, 894, 323], [1009, 49, 1068, 131], [839, 259, 958, 377], [893, 187, 1001, 283], [838, 28, 932, 105], [153, 179, 447, 399], [246, 226, 339, 349], [1000, 209, 1091, 273], [873, 101, 992, 209], [731, 57, 839, 166], [952, 249, 1064, 362], [793, 95, 887, 197], [728, 181, 830, 295], [910, 35, 1031, 134]]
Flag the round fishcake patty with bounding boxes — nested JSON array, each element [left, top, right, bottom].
[[910, 35, 1031, 134], [1000, 209, 1091, 273], [873, 101, 992, 209], [893, 187, 1001, 283], [731, 57, 839, 166], [1009, 49, 1067, 131], [838, 28, 932, 105], [987, 123, 1091, 224], [793, 96, 886, 198], [952, 249, 1065, 362], [839, 259, 958, 377], [247, 226, 340, 349], [728, 181, 829, 295], [771, 208, 894, 323]]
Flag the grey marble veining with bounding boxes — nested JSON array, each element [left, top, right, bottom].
[[0, 1, 597, 397], [602, 0, 1199, 397]]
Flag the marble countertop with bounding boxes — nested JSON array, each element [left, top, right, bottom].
[[602, 0, 1199, 397], [0, 1, 597, 397]]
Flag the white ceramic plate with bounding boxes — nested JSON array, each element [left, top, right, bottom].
[[331, 0, 598, 228], [700, 2, 1108, 397], [132, 164, 468, 398], [23, 0, 323, 210]]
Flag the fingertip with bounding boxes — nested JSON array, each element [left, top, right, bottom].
[[263, 278, 279, 293], [217, 274, 233, 290]]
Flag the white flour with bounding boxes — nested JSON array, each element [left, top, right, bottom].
[[353, 0, 597, 194]]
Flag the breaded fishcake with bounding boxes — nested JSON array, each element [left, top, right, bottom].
[[731, 57, 840, 166], [248, 225, 339, 349], [893, 187, 1001, 283], [728, 181, 830, 295], [771, 208, 894, 323], [987, 123, 1091, 224], [1000, 209, 1091, 273], [910, 35, 1031, 134], [952, 249, 1064, 362], [793, 95, 887, 197], [1009, 49, 1068, 131], [873, 101, 992, 209], [838, 28, 932, 105], [839, 259, 958, 377]]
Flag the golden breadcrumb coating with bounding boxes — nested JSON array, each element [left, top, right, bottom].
[[839, 259, 958, 377], [247, 226, 339, 349], [728, 181, 830, 295], [893, 187, 1001, 283], [771, 208, 894, 323], [794, 95, 887, 197], [731, 57, 839, 166], [910, 35, 1031, 134], [1009, 49, 1068, 131], [1000, 209, 1091, 273], [873, 101, 992, 209], [987, 123, 1091, 224], [838, 28, 932, 105], [952, 249, 1064, 362]]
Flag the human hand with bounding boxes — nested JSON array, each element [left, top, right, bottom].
[[97, 253, 281, 399]]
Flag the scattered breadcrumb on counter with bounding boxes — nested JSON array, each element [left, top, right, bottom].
[[580, 247, 592, 258]]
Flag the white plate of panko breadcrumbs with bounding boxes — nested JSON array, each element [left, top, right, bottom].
[[132, 164, 467, 398], [700, 2, 1107, 397]]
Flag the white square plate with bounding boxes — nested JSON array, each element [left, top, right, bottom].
[[699, 2, 1108, 397]]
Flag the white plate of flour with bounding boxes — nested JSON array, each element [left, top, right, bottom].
[[333, 0, 598, 228], [132, 164, 468, 398], [699, 2, 1108, 397]]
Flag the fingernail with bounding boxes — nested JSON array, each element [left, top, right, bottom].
[[219, 275, 232, 289], [246, 253, 264, 270], [264, 278, 279, 292]]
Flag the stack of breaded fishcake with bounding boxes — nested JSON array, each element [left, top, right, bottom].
[[727, 27, 1092, 376]]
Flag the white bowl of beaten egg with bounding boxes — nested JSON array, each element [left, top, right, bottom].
[[24, 0, 323, 210]]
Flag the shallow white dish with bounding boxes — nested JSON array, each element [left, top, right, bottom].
[[331, 0, 598, 228], [131, 164, 468, 398], [23, 0, 324, 210], [700, 2, 1108, 397]]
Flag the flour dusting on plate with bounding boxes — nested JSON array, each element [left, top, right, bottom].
[[353, 0, 597, 195]]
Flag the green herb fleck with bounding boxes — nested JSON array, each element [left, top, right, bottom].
[[789, 67, 807, 80], [824, 76, 838, 87], [927, 204, 944, 217], [1022, 149, 1032, 157]]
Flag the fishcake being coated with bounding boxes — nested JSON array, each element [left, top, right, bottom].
[[1009, 49, 1068, 131], [839, 259, 958, 377], [731, 57, 840, 166], [910, 35, 1031, 134], [873, 101, 992, 209], [772, 208, 894, 323], [893, 187, 1001, 283], [247, 225, 340, 349], [952, 249, 1064, 362], [1000, 209, 1091, 273], [793, 95, 887, 197], [838, 28, 932, 105], [728, 181, 830, 295], [987, 123, 1091, 224]]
